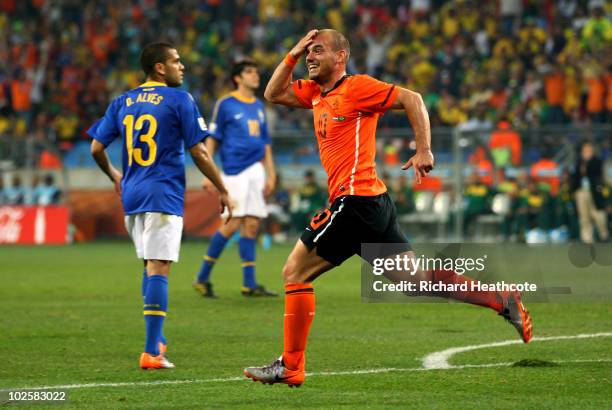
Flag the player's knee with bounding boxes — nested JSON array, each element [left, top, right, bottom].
[[243, 226, 258, 238], [148, 270, 169, 277], [281, 260, 308, 284], [146, 260, 171, 276], [241, 218, 260, 238], [281, 261, 293, 281], [219, 219, 239, 237]]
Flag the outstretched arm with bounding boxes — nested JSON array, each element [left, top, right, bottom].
[[91, 139, 122, 194], [390, 88, 434, 184], [264, 29, 318, 107], [189, 141, 233, 221]]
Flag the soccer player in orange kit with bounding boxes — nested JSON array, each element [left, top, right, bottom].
[[244, 29, 532, 387]]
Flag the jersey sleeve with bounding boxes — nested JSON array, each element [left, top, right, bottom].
[[177, 92, 210, 148], [87, 99, 120, 146], [209, 98, 226, 142], [350, 75, 399, 114], [291, 79, 319, 108]]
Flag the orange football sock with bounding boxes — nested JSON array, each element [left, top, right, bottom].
[[426, 270, 503, 312], [282, 283, 315, 371]]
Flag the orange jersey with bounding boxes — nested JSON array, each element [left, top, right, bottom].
[[292, 75, 399, 203]]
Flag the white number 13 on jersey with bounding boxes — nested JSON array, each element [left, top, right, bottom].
[[123, 114, 158, 166]]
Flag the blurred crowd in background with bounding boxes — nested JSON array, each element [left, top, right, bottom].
[[0, 172, 61, 206], [0, 0, 611, 149], [0, 0, 610, 244]]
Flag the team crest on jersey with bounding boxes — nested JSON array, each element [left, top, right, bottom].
[[330, 97, 340, 111], [332, 116, 346, 121], [258, 109, 265, 123]]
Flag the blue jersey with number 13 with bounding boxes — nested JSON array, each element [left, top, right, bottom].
[[87, 81, 209, 216]]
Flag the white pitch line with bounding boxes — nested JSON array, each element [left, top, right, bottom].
[[1, 377, 246, 392], [422, 331, 612, 369], [3, 359, 611, 392], [3, 333, 611, 392], [313, 358, 612, 376]]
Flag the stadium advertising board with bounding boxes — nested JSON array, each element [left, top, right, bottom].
[[0, 206, 69, 245]]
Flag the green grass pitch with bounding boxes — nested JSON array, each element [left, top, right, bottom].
[[1, 241, 610, 408]]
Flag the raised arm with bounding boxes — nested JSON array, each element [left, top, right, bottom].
[[390, 88, 435, 184], [264, 29, 318, 107], [189, 141, 233, 221]]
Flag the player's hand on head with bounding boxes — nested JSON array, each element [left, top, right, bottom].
[[290, 29, 318, 59], [401, 149, 434, 185]]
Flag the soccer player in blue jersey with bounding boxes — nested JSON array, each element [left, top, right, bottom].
[[193, 59, 277, 298], [88, 42, 232, 369]]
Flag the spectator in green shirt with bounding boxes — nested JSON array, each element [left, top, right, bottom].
[[463, 173, 492, 236]]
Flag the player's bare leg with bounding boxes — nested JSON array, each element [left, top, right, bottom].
[[219, 216, 242, 237], [381, 251, 532, 343], [141, 259, 175, 369], [244, 240, 333, 386]]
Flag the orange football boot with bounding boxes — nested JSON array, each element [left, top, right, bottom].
[[139, 353, 175, 369]]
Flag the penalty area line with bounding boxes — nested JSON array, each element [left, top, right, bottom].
[[422, 331, 612, 370]]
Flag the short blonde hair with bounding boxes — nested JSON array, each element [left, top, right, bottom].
[[318, 29, 350, 61]]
